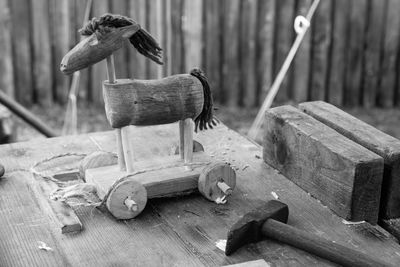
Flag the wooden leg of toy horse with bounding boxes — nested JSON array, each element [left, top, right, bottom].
[[121, 126, 135, 173], [106, 56, 116, 83], [183, 119, 193, 164], [179, 120, 185, 160], [116, 129, 126, 171]]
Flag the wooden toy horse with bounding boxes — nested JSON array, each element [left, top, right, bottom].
[[60, 14, 235, 220]]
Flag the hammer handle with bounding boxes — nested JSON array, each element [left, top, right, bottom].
[[262, 219, 392, 267]]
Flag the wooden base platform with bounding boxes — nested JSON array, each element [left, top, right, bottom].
[[85, 151, 236, 219]]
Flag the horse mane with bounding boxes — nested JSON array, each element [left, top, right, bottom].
[[190, 69, 218, 132], [79, 14, 163, 65]]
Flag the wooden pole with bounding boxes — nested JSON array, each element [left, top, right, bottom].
[[182, 118, 193, 164], [106, 55, 127, 171], [62, 0, 92, 135], [0, 91, 58, 137], [248, 0, 320, 140]]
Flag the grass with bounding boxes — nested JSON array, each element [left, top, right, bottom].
[[13, 102, 400, 142]]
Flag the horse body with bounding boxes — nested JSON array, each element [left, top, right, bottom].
[[103, 75, 204, 128]]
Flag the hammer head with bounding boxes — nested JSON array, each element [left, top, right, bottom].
[[225, 200, 288, 255]]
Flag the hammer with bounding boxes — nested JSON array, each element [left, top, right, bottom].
[[225, 200, 392, 267]]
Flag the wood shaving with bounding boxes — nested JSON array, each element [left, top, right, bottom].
[[215, 239, 226, 252], [342, 220, 365, 225], [38, 241, 53, 251]]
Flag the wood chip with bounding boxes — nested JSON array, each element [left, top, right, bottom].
[[38, 241, 53, 251], [271, 191, 279, 199], [215, 239, 227, 252]]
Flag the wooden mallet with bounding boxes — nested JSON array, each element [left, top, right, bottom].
[[225, 200, 393, 267]]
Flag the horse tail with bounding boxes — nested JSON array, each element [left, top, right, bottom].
[[190, 69, 218, 132], [79, 14, 163, 65]]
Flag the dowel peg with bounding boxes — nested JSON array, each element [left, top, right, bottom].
[[124, 196, 138, 212], [217, 181, 233, 195]]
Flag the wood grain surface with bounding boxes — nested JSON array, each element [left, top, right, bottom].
[[256, 0, 275, 105], [0, 0, 14, 97], [263, 105, 383, 224], [292, 0, 311, 103], [300, 101, 400, 219], [9, 0, 32, 105], [102, 76, 204, 128], [1, 123, 400, 266], [327, 0, 348, 106], [300, 101, 400, 240]]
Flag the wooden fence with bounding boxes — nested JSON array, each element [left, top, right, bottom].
[[0, 0, 400, 108]]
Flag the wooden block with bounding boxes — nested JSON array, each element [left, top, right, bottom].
[[300, 101, 400, 239], [263, 105, 384, 224], [300, 101, 400, 220]]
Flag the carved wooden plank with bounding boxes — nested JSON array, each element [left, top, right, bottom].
[[162, 0, 172, 77], [222, 0, 240, 106], [256, 0, 275, 105], [273, 0, 295, 102], [379, 0, 400, 108], [90, 0, 109, 103], [240, 0, 257, 107], [263, 105, 383, 224], [169, 0, 184, 75], [128, 0, 147, 79], [309, 0, 332, 101], [362, 0, 385, 108], [111, 0, 130, 79], [183, 0, 203, 71], [32, 0, 52, 106], [50, 0, 70, 104], [344, 0, 367, 106], [0, 0, 14, 97], [204, 0, 222, 102], [73, 0, 92, 101], [292, 0, 311, 103], [147, 0, 163, 79], [300, 101, 400, 239], [9, 0, 32, 105], [327, 0, 348, 106]]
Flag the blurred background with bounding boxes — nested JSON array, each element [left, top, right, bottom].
[[0, 0, 400, 142]]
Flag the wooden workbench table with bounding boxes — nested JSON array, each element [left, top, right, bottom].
[[1, 123, 400, 266]]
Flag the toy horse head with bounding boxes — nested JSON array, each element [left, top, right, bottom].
[[60, 14, 163, 75]]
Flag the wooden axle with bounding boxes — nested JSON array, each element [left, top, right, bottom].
[[85, 152, 236, 219]]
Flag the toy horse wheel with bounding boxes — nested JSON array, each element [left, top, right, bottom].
[[106, 179, 147, 219], [198, 162, 236, 203]]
